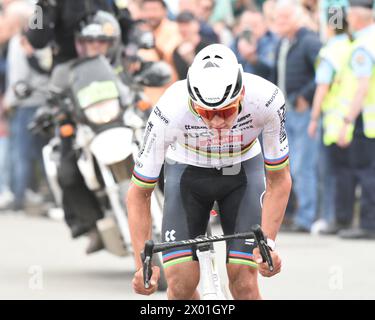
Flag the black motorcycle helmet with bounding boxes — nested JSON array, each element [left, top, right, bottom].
[[75, 10, 121, 63]]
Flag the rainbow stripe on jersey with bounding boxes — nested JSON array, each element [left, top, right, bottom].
[[182, 138, 258, 159], [264, 154, 289, 171], [131, 170, 159, 189]]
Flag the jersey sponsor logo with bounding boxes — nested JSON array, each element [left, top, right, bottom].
[[185, 125, 207, 130], [277, 104, 287, 144], [233, 114, 253, 129], [280, 145, 288, 152], [138, 121, 154, 157], [265, 88, 279, 108], [237, 113, 252, 123], [154, 106, 170, 125], [198, 134, 243, 148], [239, 124, 254, 131], [238, 119, 253, 128], [146, 133, 157, 155], [184, 131, 215, 139]]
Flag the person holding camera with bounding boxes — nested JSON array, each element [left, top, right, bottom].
[[231, 28, 272, 80], [231, 10, 279, 80], [173, 11, 212, 80]]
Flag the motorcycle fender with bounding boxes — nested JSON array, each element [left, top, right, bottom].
[[77, 150, 101, 191], [90, 127, 134, 165]]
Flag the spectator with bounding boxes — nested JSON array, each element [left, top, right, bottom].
[[199, 0, 235, 46], [272, 0, 322, 232], [190, 0, 220, 43], [231, 28, 272, 79], [301, 0, 320, 31], [173, 11, 211, 80], [0, 13, 13, 208], [25, 0, 133, 65], [308, 6, 351, 234], [232, 10, 279, 71], [3, 1, 49, 212], [139, 0, 181, 69], [263, 0, 277, 32], [333, 0, 375, 239], [232, 0, 258, 18], [135, 0, 181, 107], [209, 0, 235, 28]]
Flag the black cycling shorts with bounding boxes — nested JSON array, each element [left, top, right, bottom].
[[161, 154, 266, 269]]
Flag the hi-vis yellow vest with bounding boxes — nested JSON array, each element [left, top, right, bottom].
[[319, 38, 353, 145], [323, 30, 375, 145]]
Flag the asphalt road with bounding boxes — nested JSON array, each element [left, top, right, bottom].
[[1, 212, 375, 300]]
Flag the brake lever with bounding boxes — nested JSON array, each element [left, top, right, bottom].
[[253, 225, 274, 272], [141, 240, 154, 289]]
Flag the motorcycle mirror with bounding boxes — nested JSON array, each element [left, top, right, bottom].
[[13, 81, 33, 99], [134, 61, 171, 87]]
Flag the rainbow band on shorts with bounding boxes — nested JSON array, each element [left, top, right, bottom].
[[228, 250, 258, 268], [163, 250, 193, 268], [264, 154, 289, 171]]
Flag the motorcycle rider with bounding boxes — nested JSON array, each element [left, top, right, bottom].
[[25, 0, 133, 65], [32, 7, 132, 254]]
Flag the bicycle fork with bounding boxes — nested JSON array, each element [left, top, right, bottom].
[[196, 243, 227, 300]]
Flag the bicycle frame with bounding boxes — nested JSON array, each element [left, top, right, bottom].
[[196, 244, 227, 299]]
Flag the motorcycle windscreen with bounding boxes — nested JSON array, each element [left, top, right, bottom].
[[69, 56, 120, 109]]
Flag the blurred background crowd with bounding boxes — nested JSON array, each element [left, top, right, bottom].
[[0, 0, 374, 241]]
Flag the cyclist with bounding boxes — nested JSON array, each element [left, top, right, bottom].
[[127, 44, 292, 300]]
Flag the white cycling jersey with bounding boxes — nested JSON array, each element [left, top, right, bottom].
[[132, 73, 289, 189]]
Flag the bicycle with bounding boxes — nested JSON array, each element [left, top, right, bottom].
[[141, 224, 274, 300]]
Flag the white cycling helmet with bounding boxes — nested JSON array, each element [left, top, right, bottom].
[[187, 44, 244, 110]]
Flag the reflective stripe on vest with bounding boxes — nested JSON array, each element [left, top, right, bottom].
[[317, 38, 353, 145]]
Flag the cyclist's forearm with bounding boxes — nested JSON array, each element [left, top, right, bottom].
[[262, 167, 292, 240], [127, 183, 153, 269]]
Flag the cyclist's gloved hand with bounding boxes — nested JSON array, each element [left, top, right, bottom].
[[132, 266, 160, 295], [253, 248, 282, 278]]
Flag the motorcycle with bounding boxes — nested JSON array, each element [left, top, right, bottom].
[[17, 54, 170, 290]]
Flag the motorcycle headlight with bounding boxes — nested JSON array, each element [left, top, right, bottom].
[[84, 99, 121, 125]]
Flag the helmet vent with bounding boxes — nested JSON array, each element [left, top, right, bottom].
[[230, 69, 243, 99], [194, 85, 232, 108], [204, 61, 220, 68], [187, 75, 197, 101], [202, 56, 210, 60], [214, 55, 223, 59]]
